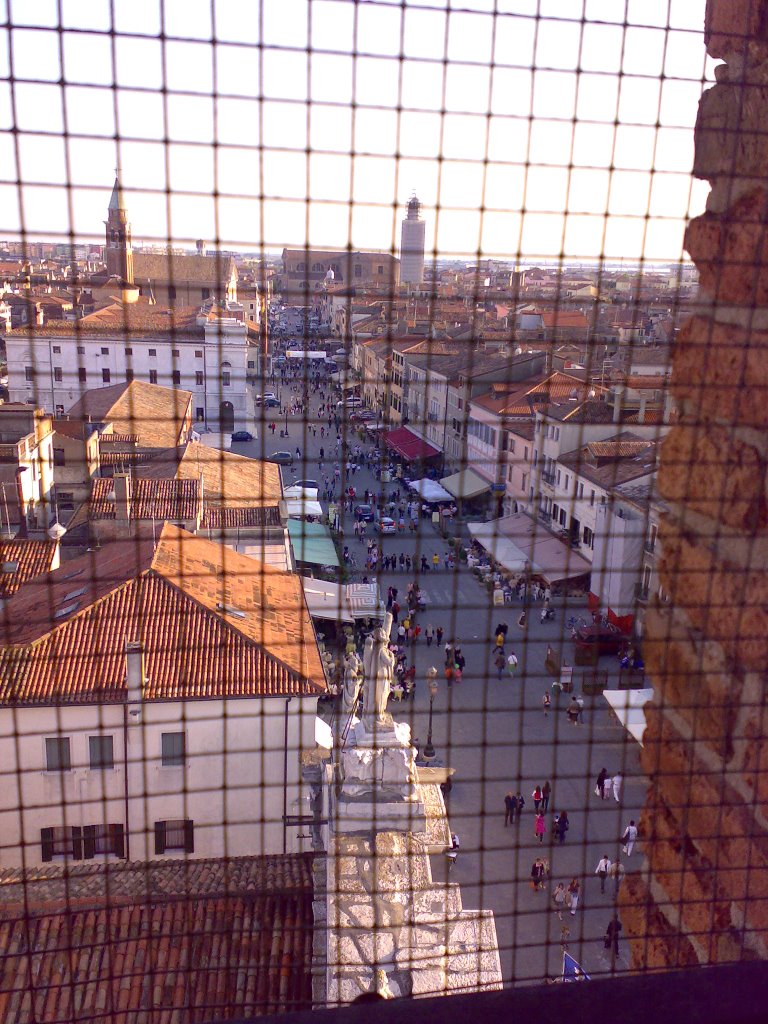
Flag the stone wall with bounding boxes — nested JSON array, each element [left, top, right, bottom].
[[620, 0, 768, 969]]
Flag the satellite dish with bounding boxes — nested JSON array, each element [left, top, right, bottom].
[[48, 522, 67, 541]]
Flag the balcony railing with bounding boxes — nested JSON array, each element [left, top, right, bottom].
[[540, 470, 556, 484]]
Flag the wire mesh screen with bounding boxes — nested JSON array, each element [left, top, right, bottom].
[[0, 0, 751, 1019]]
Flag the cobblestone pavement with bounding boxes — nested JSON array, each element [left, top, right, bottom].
[[245, 367, 646, 986]]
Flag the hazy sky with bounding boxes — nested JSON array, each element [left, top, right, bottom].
[[0, 0, 714, 261]]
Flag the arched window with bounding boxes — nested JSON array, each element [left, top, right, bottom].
[[296, 262, 306, 272], [311, 262, 324, 272]]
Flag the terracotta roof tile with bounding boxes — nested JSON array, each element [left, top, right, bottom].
[[201, 506, 281, 529], [138, 442, 282, 509], [0, 855, 313, 1022], [100, 433, 139, 444], [88, 476, 201, 521], [0, 525, 325, 704], [0, 540, 58, 599]]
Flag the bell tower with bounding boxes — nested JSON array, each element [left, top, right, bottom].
[[105, 176, 134, 284]]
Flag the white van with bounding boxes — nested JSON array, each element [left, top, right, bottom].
[[337, 396, 363, 410]]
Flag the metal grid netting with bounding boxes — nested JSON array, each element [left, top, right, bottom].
[[0, 0, 728, 1019]]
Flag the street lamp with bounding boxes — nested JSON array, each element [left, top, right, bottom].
[[423, 666, 439, 761]]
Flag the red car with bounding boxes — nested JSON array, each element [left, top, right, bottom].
[[574, 622, 628, 656]]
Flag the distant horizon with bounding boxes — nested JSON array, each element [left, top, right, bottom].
[[1, 235, 696, 272]]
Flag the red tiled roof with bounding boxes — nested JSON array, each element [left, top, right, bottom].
[[138, 442, 283, 509], [67, 381, 192, 450], [0, 525, 326, 704], [0, 855, 314, 1022], [384, 427, 440, 461], [89, 476, 201, 521], [100, 432, 139, 444], [98, 450, 156, 466], [0, 540, 58, 599], [539, 310, 588, 329], [586, 440, 652, 459], [201, 505, 281, 529]]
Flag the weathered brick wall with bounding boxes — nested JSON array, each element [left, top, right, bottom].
[[619, 0, 768, 969]]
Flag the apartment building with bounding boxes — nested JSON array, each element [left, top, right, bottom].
[[0, 404, 55, 533], [553, 433, 659, 559], [6, 298, 258, 433], [0, 525, 326, 868]]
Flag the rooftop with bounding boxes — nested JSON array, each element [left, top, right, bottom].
[[132, 250, 237, 285], [559, 431, 659, 490], [0, 539, 59, 599], [138, 441, 283, 509], [0, 854, 314, 1023], [0, 524, 326, 704], [67, 380, 192, 450], [8, 298, 203, 338]]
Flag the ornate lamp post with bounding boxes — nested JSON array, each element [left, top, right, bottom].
[[423, 666, 439, 761]]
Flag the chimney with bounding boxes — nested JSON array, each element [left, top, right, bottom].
[[14, 468, 28, 539], [35, 305, 44, 327], [125, 640, 144, 717], [113, 472, 131, 523], [638, 394, 648, 424], [613, 383, 625, 424]]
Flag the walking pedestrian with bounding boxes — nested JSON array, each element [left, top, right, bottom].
[[504, 792, 515, 827], [621, 819, 638, 856], [542, 691, 551, 717], [531, 858, 546, 891], [555, 810, 569, 845], [444, 641, 454, 667], [534, 812, 546, 843], [596, 768, 609, 800], [567, 878, 580, 916], [425, 624, 435, 647], [595, 854, 612, 894], [436, 626, 444, 646], [432, 552, 439, 571], [604, 916, 622, 956], [514, 791, 525, 821], [542, 781, 551, 812], [494, 650, 506, 680], [612, 771, 623, 803], [532, 785, 542, 812], [421, 554, 429, 573], [566, 697, 580, 726], [552, 883, 566, 920], [507, 650, 518, 677]]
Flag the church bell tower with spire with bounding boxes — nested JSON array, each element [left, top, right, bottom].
[[105, 176, 134, 284]]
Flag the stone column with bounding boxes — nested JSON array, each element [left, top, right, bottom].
[[620, 0, 768, 967]]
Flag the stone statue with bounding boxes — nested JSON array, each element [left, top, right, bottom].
[[362, 612, 395, 723], [342, 652, 362, 716]]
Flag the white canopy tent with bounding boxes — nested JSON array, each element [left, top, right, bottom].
[[408, 478, 454, 503], [284, 498, 324, 519], [440, 468, 491, 500], [301, 578, 386, 623], [468, 513, 592, 583], [603, 688, 654, 746]]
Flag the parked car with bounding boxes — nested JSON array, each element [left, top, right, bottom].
[[379, 516, 397, 534], [354, 503, 375, 522], [268, 451, 294, 465], [293, 479, 319, 491], [263, 397, 280, 408], [231, 430, 254, 443], [574, 622, 628, 656]]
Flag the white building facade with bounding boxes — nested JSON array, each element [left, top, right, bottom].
[[6, 300, 257, 434], [0, 689, 320, 868]]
